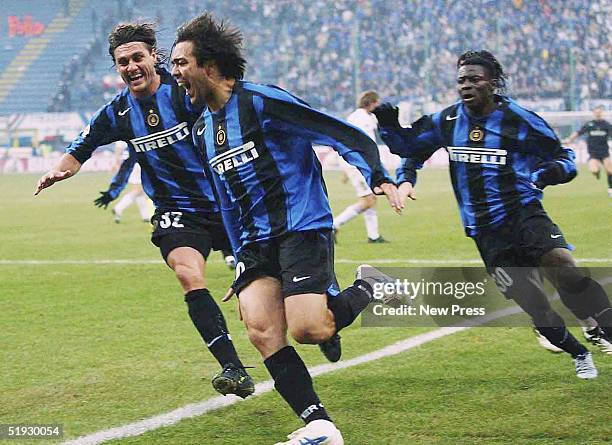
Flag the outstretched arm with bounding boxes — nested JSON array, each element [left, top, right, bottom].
[[562, 131, 579, 145], [36, 103, 121, 196], [261, 94, 402, 212], [395, 157, 420, 207], [531, 146, 577, 189], [373, 103, 442, 161], [94, 156, 136, 208], [34, 153, 82, 195]]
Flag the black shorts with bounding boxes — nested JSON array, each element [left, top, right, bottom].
[[232, 230, 336, 298], [474, 200, 569, 270], [588, 150, 610, 162], [150, 210, 231, 263]]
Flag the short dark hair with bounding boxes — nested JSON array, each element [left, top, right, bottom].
[[175, 12, 246, 80], [108, 22, 164, 63], [457, 50, 507, 93]]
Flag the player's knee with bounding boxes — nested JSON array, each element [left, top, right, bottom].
[[245, 322, 281, 353], [173, 263, 203, 289], [540, 248, 576, 269], [289, 322, 333, 344]]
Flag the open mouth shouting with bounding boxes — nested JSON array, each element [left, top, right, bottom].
[[461, 92, 476, 104], [177, 80, 192, 97]]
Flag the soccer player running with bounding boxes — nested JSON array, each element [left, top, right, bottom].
[[333, 90, 388, 243], [563, 105, 612, 198], [34, 22, 254, 398], [171, 13, 400, 445], [374, 50, 612, 379]]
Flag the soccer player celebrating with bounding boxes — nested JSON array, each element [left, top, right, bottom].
[[333, 90, 388, 243], [34, 22, 254, 398], [171, 13, 400, 445], [564, 105, 612, 198], [374, 50, 612, 379]]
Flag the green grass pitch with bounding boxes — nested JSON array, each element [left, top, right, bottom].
[[0, 167, 610, 444]]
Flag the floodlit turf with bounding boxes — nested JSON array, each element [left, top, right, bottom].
[[0, 167, 610, 445]]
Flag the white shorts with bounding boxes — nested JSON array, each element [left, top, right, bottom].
[[128, 163, 142, 185], [345, 167, 372, 198]]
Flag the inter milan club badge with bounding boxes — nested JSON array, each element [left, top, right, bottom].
[[216, 125, 226, 145], [147, 111, 160, 127], [469, 127, 484, 142]]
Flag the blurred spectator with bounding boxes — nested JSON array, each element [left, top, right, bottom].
[[49, 0, 611, 113]]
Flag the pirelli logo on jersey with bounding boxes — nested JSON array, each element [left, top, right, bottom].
[[210, 141, 259, 174], [130, 122, 190, 153], [447, 146, 508, 165]]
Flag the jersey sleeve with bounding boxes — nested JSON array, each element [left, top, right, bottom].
[[259, 95, 393, 190], [106, 155, 136, 200], [378, 114, 443, 163], [577, 122, 588, 136], [527, 121, 577, 187], [65, 104, 121, 164], [395, 157, 421, 186], [530, 144, 577, 188]]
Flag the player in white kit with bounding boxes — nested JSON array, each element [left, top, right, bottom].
[[333, 91, 388, 243], [110, 141, 153, 223]]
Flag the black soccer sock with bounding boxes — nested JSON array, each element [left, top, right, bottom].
[[594, 308, 612, 339], [264, 346, 331, 424], [185, 289, 243, 368], [558, 275, 612, 329], [536, 326, 588, 358], [327, 280, 373, 332], [525, 302, 588, 358], [608, 174, 612, 188]]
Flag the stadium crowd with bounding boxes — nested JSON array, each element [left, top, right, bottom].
[[49, 0, 611, 113]]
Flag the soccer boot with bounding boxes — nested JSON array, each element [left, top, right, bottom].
[[573, 352, 598, 379], [111, 208, 121, 223], [224, 254, 237, 270], [533, 328, 563, 353], [318, 333, 342, 363], [274, 419, 344, 445], [367, 236, 389, 243], [356, 264, 405, 305], [583, 327, 612, 355], [211, 363, 255, 399]]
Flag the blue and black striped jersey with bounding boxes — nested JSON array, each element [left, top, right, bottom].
[[66, 68, 217, 213], [384, 95, 576, 237], [106, 155, 137, 200], [192, 81, 392, 252]]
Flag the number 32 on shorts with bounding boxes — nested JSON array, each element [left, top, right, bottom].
[[159, 211, 184, 229]]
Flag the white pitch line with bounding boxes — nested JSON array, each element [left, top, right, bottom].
[[60, 303, 526, 445], [1, 258, 611, 266]]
